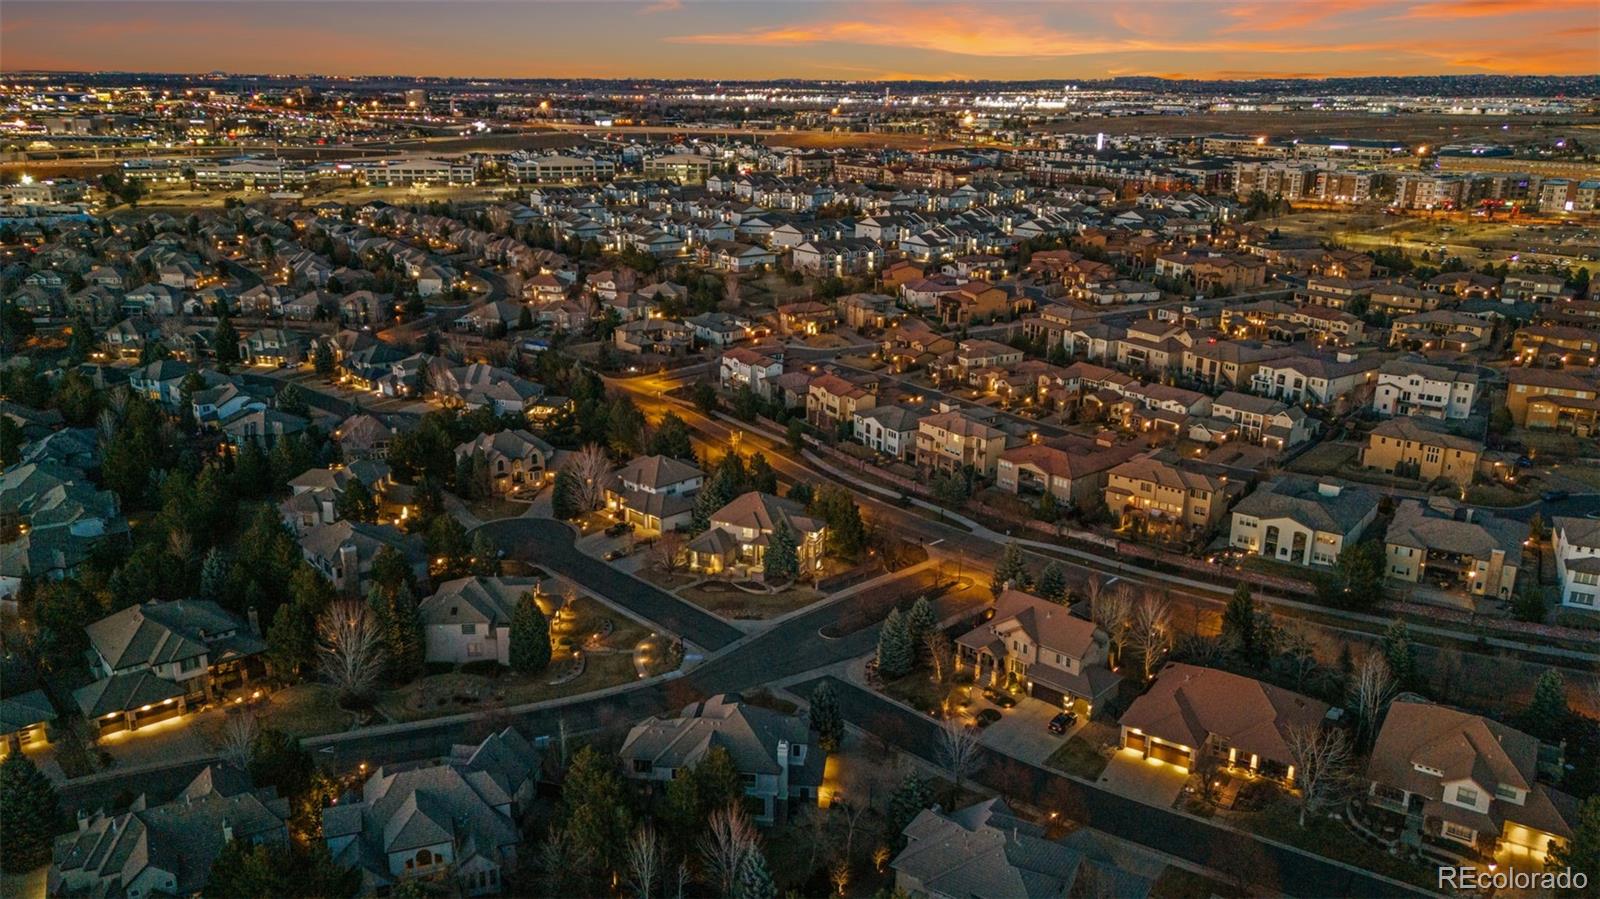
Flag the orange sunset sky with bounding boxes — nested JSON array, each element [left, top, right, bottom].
[[2, 0, 1596, 81]]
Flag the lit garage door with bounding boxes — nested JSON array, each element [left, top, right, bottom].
[[1123, 731, 1147, 754], [1149, 739, 1190, 769]]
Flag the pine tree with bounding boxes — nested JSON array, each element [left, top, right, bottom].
[[0, 753, 62, 872], [266, 602, 316, 678], [213, 314, 240, 371], [313, 340, 336, 379], [991, 541, 1028, 597], [763, 520, 800, 582], [1221, 582, 1258, 661], [906, 596, 937, 652], [471, 530, 499, 576], [1381, 619, 1415, 692], [810, 681, 844, 753], [509, 592, 552, 674], [1521, 669, 1568, 741], [561, 746, 634, 886], [334, 479, 377, 523], [876, 608, 914, 679], [551, 468, 582, 520], [1550, 796, 1599, 899], [886, 772, 935, 849], [199, 546, 230, 600], [371, 584, 424, 684], [734, 848, 777, 899], [1035, 563, 1068, 603]]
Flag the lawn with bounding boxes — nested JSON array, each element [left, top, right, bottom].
[[880, 671, 960, 716], [1555, 464, 1600, 490], [678, 581, 824, 619], [1464, 482, 1534, 508], [257, 683, 356, 738], [1042, 725, 1115, 781], [1227, 798, 1435, 889], [1285, 441, 1358, 476], [465, 495, 530, 522]]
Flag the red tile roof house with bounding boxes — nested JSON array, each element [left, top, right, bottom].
[[1117, 663, 1329, 786], [955, 590, 1121, 719]]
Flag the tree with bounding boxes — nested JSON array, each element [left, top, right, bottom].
[[199, 546, 231, 599], [1380, 619, 1416, 693], [562, 746, 634, 885], [734, 847, 778, 899], [625, 825, 663, 899], [1332, 541, 1384, 610], [812, 486, 867, 559], [247, 728, 314, 800], [991, 541, 1028, 597], [470, 530, 499, 576], [1035, 563, 1068, 603], [649, 531, 687, 575], [370, 584, 424, 684], [218, 710, 260, 770], [334, 479, 378, 523], [0, 416, 23, 467], [937, 715, 981, 796], [1221, 582, 1258, 662], [1090, 582, 1133, 668], [316, 600, 385, 704], [1286, 725, 1352, 827], [1348, 652, 1395, 751], [925, 630, 955, 686], [1128, 593, 1172, 681], [427, 515, 471, 577], [0, 753, 61, 872], [509, 592, 552, 674], [1549, 796, 1600, 898], [763, 520, 800, 582], [747, 453, 778, 495], [1521, 669, 1569, 742], [876, 608, 914, 679], [886, 773, 935, 848], [201, 842, 358, 899], [905, 596, 937, 656], [566, 443, 611, 514], [810, 681, 844, 753], [313, 341, 336, 379], [213, 314, 241, 372], [1512, 582, 1548, 623], [646, 413, 696, 461], [701, 804, 758, 899], [551, 467, 583, 520], [276, 383, 309, 417], [691, 382, 719, 414]]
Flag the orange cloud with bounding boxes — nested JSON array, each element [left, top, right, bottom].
[[1217, 0, 1386, 34], [1396, 0, 1596, 18]]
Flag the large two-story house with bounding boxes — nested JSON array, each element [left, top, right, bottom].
[[604, 454, 704, 533], [620, 694, 823, 826], [955, 590, 1122, 718], [685, 492, 826, 576], [1228, 477, 1379, 568]]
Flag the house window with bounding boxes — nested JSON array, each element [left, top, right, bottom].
[[180, 657, 201, 673], [632, 759, 651, 774], [1494, 784, 1519, 802], [1441, 822, 1475, 844], [1455, 786, 1479, 806], [461, 623, 476, 635]]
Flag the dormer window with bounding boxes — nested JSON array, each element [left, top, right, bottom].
[[1412, 763, 1442, 777]]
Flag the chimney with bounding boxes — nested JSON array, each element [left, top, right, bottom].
[[221, 819, 233, 844], [1316, 482, 1342, 498], [76, 809, 89, 833], [247, 607, 261, 636]]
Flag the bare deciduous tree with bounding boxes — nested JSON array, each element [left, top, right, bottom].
[[217, 710, 258, 770], [1349, 652, 1396, 749], [1286, 725, 1353, 827], [566, 442, 612, 514], [938, 716, 981, 795], [1127, 593, 1172, 681], [625, 824, 662, 899], [700, 803, 757, 898], [1091, 582, 1134, 667], [316, 599, 386, 702], [925, 630, 954, 685], [649, 531, 687, 575]]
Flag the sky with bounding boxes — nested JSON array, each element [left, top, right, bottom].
[[2, 0, 1596, 82]]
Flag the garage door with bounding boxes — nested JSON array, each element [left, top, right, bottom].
[[1030, 684, 1067, 707], [1123, 731, 1147, 754], [1150, 739, 1190, 769]]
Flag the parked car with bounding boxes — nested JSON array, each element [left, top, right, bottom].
[[603, 549, 627, 561], [1048, 711, 1079, 734], [983, 689, 1018, 709], [1542, 490, 1571, 502], [974, 708, 1002, 728], [605, 521, 635, 538]]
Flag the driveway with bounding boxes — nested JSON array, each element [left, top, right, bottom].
[[978, 696, 1076, 766], [1097, 747, 1188, 809]]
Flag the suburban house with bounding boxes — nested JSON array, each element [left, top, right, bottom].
[[1383, 498, 1526, 599], [1373, 360, 1478, 420], [417, 576, 554, 666], [1505, 367, 1600, 436], [1206, 391, 1314, 451], [892, 799, 1153, 899], [604, 454, 704, 533], [1551, 516, 1600, 610], [1118, 663, 1330, 785], [620, 694, 822, 826], [1366, 701, 1576, 864], [806, 373, 876, 433], [995, 439, 1143, 513], [1360, 417, 1482, 488], [221, 408, 308, 451], [914, 409, 1007, 478], [955, 589, 1122, 718], [686, 492, 826, 576], [51, 765, 290, 898], [1228, 477, 1379, 568], [280, 459, 398, 534], [298, 520, 428, 595], [325, 728, 541, 896], [454, 430, 555, 496], [719, 347, 784, 400], [75, 600, 266, 736], [1, 690, 56, 756], [853, 404, 928, 462], [1103, 456, 1238, 538]]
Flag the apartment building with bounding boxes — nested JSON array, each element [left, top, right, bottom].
[[507, 155, 616, 183], [1372, 359, 1479, 420]]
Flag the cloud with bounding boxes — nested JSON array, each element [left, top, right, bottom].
[[1216, 0, 1386, 33], [641, 0, 682, 13], [1394, 0, 1596, 18]]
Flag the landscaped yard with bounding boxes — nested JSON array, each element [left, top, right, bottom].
[[1286, 441, 1359, 476], [1042, 720, 1118, 780], [1227, 796, 1435, 889], [1464, 481, 1535, 507], [677, 580, 824, 619], [256, 683, 357, 738], [465, 495, 531, 522]]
